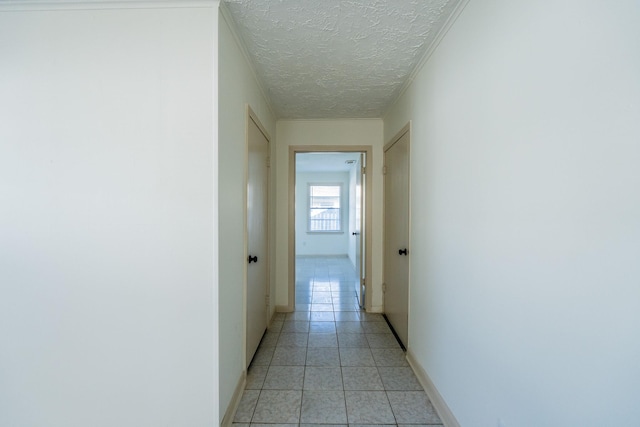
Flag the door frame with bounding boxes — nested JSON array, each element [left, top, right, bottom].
[[383, 121, 411, 346], [288, 145, 373, 311], [244, 105, 271, 368]]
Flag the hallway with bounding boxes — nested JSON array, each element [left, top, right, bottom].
[[233, 256, 442, 426]]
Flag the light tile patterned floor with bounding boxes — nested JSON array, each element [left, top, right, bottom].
[[233, 256, 443, 426]]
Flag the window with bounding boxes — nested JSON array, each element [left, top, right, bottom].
[[308, 184, 342, 232]]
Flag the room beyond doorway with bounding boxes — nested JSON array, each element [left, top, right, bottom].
[[288, 146, 373, 313]]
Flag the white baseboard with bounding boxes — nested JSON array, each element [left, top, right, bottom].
[[368, 305, 384, 313], [275, 304, 292, 313], [220, 370, 246, 427], [406, 348, 460, 427]]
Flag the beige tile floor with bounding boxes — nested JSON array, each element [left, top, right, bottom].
[[233, 256, 443, 426]]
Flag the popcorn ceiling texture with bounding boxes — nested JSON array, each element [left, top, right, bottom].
[[223, 0, 458, 119]]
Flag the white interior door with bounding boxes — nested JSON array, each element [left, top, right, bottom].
[[246, 114, 269, 366], [384, 127, 410, 347], [354, 153, 365, 307]]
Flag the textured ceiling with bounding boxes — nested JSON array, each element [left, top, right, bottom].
[[222, 0, 460, 119], [296, 152, 360, 173]]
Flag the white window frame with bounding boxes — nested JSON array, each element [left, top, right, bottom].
[[307, 183, 343, 233]]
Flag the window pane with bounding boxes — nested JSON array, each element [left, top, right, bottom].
[[309, 185, 341, 231]]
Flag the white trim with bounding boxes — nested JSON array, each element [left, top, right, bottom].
[[211, 4, 220, 423], [0, 0, 216, 11], [220, 370, 246, 427], [384, 122, 411, 153], [275, 304, 292, 313], [219, 1, 278, 120], [383, 0, 471, 119], [406, 349, 460, 427], [248, 106, 271, 142], [368, 305, 384, 313]]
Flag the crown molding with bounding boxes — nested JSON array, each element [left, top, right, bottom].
[[0, 0, 218, 11], [383, 0, 471, 119], [219, 1, 278, 120]]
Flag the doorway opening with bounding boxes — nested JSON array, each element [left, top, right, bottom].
[[288, 146, 373, 312]]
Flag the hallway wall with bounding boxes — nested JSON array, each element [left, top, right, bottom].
[[218, 7, 276, 423], [0, 4, 219, 426], [275, 120, 384, 311], [384, 0, 640, 425]]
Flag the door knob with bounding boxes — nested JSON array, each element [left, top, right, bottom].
[[352, 232, 359, 236], [398, 248, 407, 256], [248, 255, 258, 263]]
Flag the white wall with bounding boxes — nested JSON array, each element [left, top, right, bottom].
[[0, 4, 218, 426], [384, 0, 640, 425], [275, 119, 384, 311], [218, 6, 276, 422], [295, 172, 350, 256]]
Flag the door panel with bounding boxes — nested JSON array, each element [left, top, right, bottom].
[[246, 115, 269, 366], [355, 153, 365, 307], [384, 128, 410, 347]]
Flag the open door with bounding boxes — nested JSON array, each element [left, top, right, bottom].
[[354, 153, 366, 307], [246, 109, 269, 367]]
